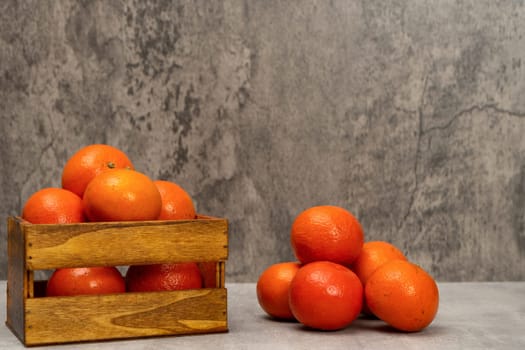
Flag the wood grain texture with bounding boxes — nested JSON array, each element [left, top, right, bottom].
[[5, 217, 27, 344], [219, 261, 226, 287], [12, 216, 228, 270], [24, 288, 228, 346]]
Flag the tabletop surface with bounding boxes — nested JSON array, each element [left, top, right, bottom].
[[1, 281, 524, 349]]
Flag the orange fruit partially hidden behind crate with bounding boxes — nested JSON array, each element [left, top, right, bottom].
[[126, 262, 203, 292], [46, 267, 126, 296]]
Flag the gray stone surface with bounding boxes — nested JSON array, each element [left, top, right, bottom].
[[1, 0, 524, 281], [1, 282, 524, 349]]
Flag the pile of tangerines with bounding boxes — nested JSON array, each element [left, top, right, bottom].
[[22, 143, 439, 333], [22, 144, 212, 296], [257, 205, 439, 332]]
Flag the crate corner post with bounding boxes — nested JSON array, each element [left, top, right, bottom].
[[6, 216, 29, 345]]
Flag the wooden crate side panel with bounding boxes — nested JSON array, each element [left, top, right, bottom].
[[24, 288, 228, 346], [6, 217, 27, 344], [218, 261, 226, 288], [25, 219, 228, 270]]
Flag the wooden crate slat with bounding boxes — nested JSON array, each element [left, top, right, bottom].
[[24, 288, 228, 346], [22, 218, 228, 270], [6, 217, 27, 344]]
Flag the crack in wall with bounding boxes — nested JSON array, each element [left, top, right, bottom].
[[423, 104, 525, 135], [399, 74, 429, 231], [398, 82, 525, 233]]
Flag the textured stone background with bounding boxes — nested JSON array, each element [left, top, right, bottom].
[[1, 0, 524, 282]]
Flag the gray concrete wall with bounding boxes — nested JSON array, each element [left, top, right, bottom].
[[1, 0, 524, 282]]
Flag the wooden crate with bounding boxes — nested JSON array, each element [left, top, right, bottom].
[[5, 215, 228, 346]]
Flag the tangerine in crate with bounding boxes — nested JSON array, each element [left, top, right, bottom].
[[6, 214, 228, 346]]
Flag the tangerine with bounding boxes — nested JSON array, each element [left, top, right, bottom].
[[351, 241, 407, 287], [365, 259, 439, 332], [351, 241, 407, 316], [154, 180, 196, 220], [62, 144, 134, 197], [256, 262, 301, 320], [83, 169, 161, 222], [288, 261, 363, 331], [290, 205, 364, 266], [22, 188, 85, 224], [46, 267, 126, 296], [126, 262, 203, 292]]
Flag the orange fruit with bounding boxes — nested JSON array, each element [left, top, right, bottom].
[[61, 144, 134, 198], [83, 169, 161, 222], [256, 262, 301, 320], [126, 263, 203, 292], [290, 205, 364, 266], [351, 241, 407, 287], [288, 261, 363, 331], [365, 260, 439, 332], [351, 241, 407, 316], [46, 267, 126, 296], [154, 180, 196, 220], [22, 188, 85, 224]]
